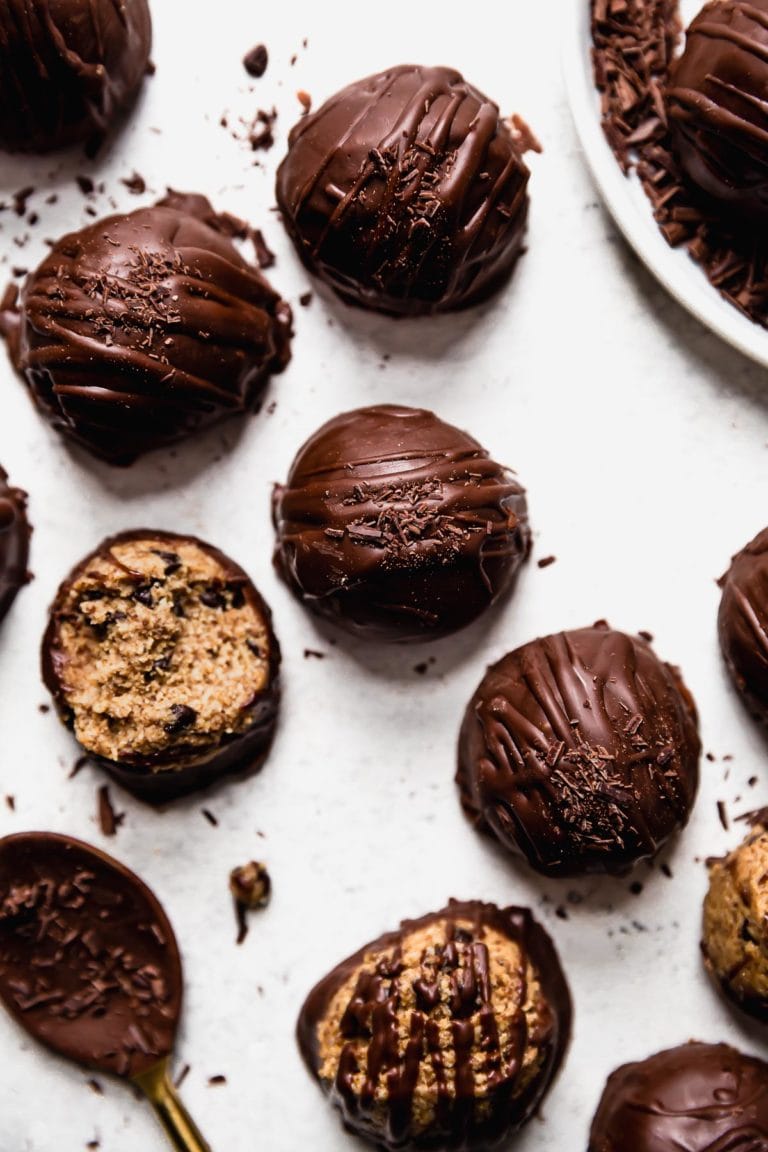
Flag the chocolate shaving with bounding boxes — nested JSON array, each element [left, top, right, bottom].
[[97, 786, 124, 837], [591, 0, 768, 328], [174, 1062, 191, 1089], [537, 555, 557, 569], [202, 809, 218, 827]]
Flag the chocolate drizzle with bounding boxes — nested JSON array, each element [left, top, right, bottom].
[[0, 466, 30, 624], [298, 900, 571, 1151], [592, 0, 768, 327], [0, 192, 292, 464], [0, 833, 181, 1078], [718, 526, 768, 725], [273, 405, 530, 643], [0, 0, 152, 153], [588, 1042, 768, 1151], [457, 624, 701, 877], [276, 65, 533, 316]]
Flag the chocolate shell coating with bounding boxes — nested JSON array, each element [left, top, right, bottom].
[[588, 1042, 768, 1151], [457, 624, 701, 877], [275, 64, 530, 316], [42, 529, 280, 804], [298, 899, 571, 1152], [666, 1, 768, 219], [1, 192, 292, 464], [273, 405, 530, 643], [0, 466, 30, 624], [0, 0, 152, 153], [718, 527, 768, 725], [0, 833, 181, 1078]]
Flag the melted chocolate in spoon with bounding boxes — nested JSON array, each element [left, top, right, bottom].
[[0, 833, 209, 1151]]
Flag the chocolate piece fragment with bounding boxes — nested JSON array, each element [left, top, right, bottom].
[[588, 1042, 768, 1151], [230, 861, 271, 944], [0, 192, 292, 465], [275, 64, 532, 316], [298, 899, 571, 1152], [43, 530, 280, 803], [0, 832, 181, 1078], [273, 405, 530, 643], [702, 819, 768, 1022], [457, 624, 701, 877], [243, 44, 268, 79], [0, 466, 30, 624], [666, 1, 768, 219], [0, 0, 151, 153], [718, 527, 768, 725]]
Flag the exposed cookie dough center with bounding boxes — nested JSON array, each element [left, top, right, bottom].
[[317, 919, 547, 1133], [55, 538, 270, 763]]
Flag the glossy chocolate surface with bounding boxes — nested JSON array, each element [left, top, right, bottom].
[[666, 0, 768, 218], [298, 899, 571, 1151], [718, 526, 768, 724], [0, 466, 30, 624], [275, 64, 531, 315], [42, 529, 281, 803], [0, 833, 181, 1077], [1, 192, 292, 464], [457, 624, 701, 877], [589, 1042, 768, 1151], [0, 0, 152, 153], [273, 405, 530, 643]]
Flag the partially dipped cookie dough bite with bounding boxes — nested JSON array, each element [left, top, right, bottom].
[[298, 900, 571, 1151], [0, 467, 31, 625], [718, 527, 768, 725], [275, 64, 538, 316], [42, 531, 280, 802]]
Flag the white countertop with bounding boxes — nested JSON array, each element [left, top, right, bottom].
[[0, 2, 767, 1149]]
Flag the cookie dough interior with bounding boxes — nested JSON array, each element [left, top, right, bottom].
[[317, 916, 548, 1134], [54, 537, 271, 766]]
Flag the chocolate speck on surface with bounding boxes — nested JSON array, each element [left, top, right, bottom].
[[230, 861, 271, 944], [251, 228, 275, 269], [69, 755, 90, 779], [717, 800, 729, 831], [537, 555, 557, 569], [4, 796, 14, 811], [76, 176, 95, 197], [174, 1063, 191, 1089], [661, 862, 673, 878], [208, 1075, 227, 1086], [97, 785, 124, 836], [121, 172, 146, 195], [630, 881, 643, 896], [13, 187, 35, 216], [243, 44, 268, 79], [555, 905, 568, 920], [297, 90, 312, 114], [38, 704, 50, 714], [749, 776, 759, 788], [87, 1079, 104, 1096], [303, 649, 325, 660], [202, 809, 219, 827], [706, 752, 716, 763], [299, 291, 312, 306]]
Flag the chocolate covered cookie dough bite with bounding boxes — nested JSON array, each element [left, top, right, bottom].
[[298, 900, 571, 1152], [0, 467, 30, 625], [457, 624, 701, 877], [276, 65, 536, 316], [43, 531, 280, 803], [0, 0, 152, 153], [589, 1042, 768, 1151], [0, 193, 292, 464], [273, 405, 530, 644], [718, 527, 768, 725]]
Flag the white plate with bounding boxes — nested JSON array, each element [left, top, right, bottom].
[[563, 0, 768, 368]]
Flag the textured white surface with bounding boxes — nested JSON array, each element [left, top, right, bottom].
[[0, 2, 766, 1150]]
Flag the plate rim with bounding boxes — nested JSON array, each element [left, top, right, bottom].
[[561, 0, 768, 369]]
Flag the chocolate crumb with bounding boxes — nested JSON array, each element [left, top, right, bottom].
[[638, 630, 654, 643], [537, 555, 557, 569], [13, 186, 35, 215], [303, 649, 325, 660], [121, 172, 146, 195], [202, 809, 219, 827], [243, 44, 268, 79], [76, 175, 94, 196], [717, 800, 729, 831], [660, 863, 673, 878], [629, 881, 643, 896], [69, 754, 90, 779], [251, 228, 275, 269], [299, 291, 312, 306], [706, 752, 716, 763], [297, 90, 312, 114], [86, 1141, 100, 1150], [230, 861, 271, 944], [38, 703, 50, 713], [749, 776, 758, 788], [97, 785, 124, 837], [208, 1075, 227, 1086], [87, 1079, 104, 1096], [555, 906, 568, 920], [4, 795, 14, 811], [174, 1063, 191, 1089]]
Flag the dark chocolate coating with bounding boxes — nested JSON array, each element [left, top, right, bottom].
[[275, 64, 530, 316], [0, 832, 181, 1077], [298, 899, 572, 1152], [457, 624, 701, 877], [0, 466, 30, 624], [272, 405, 530, 643], [588, 1042, 768, 1151], [0, 0, 151, 153], [42, 529, 281, 804], [666, 1, 768, 218], [718, 527, 768, 725], [1, 192, 292, 464]]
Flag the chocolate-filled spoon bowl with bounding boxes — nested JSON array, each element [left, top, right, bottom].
[[0, 832, 210, 1152]]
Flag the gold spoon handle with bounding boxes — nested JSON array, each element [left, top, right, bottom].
[[134, 1060, 212, 1152]]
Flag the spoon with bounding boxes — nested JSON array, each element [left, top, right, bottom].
[[0, 832, 210, 1152]]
